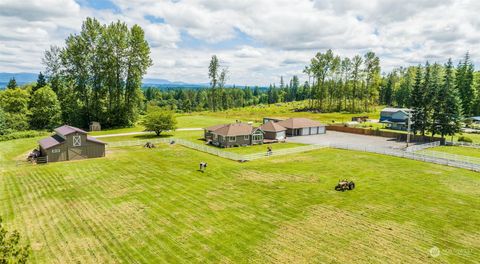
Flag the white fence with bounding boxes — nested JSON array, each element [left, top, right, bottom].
[[108, 138, 480, 171], [450, 141, 480, 149], [405, 141, 441, 152], [242, 144, 328, 160], [329, 143, 480, 172], [108, 138, 327, 161]]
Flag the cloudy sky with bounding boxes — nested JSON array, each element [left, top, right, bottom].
[[0, 0, 479, 85]]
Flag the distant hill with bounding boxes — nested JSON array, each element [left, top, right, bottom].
[[0, 72, 38, 88], [0, 72, 260, 89]]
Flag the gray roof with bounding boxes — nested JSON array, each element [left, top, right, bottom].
[[86, 136, 107, 145], [54, 125, 87, 136], [381, 108, 412, 113], [39, 134, 65, 149]]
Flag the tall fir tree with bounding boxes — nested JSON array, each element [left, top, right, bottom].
[[455, 52, 475, 117], [34, 72, 47, 92], [410, 65, 428, 135], [6, 77, 17, 89], [431, 59, 463, 138]]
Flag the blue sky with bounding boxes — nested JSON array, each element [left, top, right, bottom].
[[0, 0, 479, 85]]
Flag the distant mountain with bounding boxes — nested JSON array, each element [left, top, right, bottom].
[[0, 72, 255, 90], [0, 72, 38, 87]]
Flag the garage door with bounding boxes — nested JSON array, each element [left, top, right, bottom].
[[310, 127, 318, 134], [302, 128, 309, 135], [318, 126, 326, 134]]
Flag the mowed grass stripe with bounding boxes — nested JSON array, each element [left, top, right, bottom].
[[1, 143, 479, 262], [59, 165, 155, 263], [5, 169, 66, 263], [42, 168, 124, 263]]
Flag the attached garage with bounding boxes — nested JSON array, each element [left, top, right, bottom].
[[277, 118, 326, 137], [260, 121, 287, 141]]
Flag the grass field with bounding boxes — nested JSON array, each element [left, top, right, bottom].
[[429, 146, 480, 159], [0, 137, 479, 263]]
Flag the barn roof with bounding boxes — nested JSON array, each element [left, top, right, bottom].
[[260, 121, 287, 132], [86, 136, 107, 145], [54, 125, 87, 136], [206, 123, 259, 136], [39, 134, 65, 149], [276, 118, 323, 129]]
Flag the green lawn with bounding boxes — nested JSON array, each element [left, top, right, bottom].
[[429, 146, 480, 159], [0, 138, 479, 263]]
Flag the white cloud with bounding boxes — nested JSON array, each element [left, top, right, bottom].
[[0, 0, 479, 85]]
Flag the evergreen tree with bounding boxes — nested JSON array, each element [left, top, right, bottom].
[[6, 77, 17, 89], [455, 52, 475, 117], [410, 65, 427, 135], [431, 59, 463, 138], [34, 72, 47, 92]]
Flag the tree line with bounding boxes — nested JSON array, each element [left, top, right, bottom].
[[378, 53, 479, 138], [0, 18, 152, 134]]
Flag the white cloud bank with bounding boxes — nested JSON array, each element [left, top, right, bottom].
[[0, 0, 479, 85]]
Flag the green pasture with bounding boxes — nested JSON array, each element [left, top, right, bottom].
[[0, 137, 479, 263]]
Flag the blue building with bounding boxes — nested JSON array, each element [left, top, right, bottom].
[[379, 108, 412, 130]]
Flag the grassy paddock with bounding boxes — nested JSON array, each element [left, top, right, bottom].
[[0, 139, 479, 263], [429, 146, 480, 159]]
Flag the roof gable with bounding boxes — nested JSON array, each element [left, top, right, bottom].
[[54, 125, 87, 136], [260, 121, 287, 132], [277, 118, 323, 129], [208, 123, 256, 136]]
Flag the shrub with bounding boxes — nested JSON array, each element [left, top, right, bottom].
[[457, 136, 473, 143], [0, 130, 47, 142]]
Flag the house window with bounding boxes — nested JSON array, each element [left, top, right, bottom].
[[244, 135, 249, 140], [252, 135, 263, 141], [73, 135, 81, 147], [228, 136, 236, 142], [52, 149, 60, 153]]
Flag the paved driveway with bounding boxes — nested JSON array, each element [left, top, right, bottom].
[[287, 131, 410, 150]]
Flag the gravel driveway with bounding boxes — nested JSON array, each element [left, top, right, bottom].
[[287, 131, 411, 150]]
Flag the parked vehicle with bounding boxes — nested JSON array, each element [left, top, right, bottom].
[[335, 179, 355, 191]]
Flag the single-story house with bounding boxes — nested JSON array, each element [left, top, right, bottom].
[[465, 116, 480, 124], [276, 118, 326, 136], [379, 108, 412, 130], [260, 121, 287, 141], [204, 123, 264, 148], [38, 125, 106, 162], [262, 117, 284, 124]]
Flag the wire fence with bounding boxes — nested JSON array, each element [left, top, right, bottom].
[[449, 141, 480, 149], [108, 138, 327, 161], [6, 137, 480, 172], [329, 143, 480, 172], [405, 141, 441, 152]]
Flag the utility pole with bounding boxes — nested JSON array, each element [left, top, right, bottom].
[[406, 111, 412, 147]]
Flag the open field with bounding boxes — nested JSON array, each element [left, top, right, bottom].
[[1, 137, 479, 263], [429, 146, 480, 159]]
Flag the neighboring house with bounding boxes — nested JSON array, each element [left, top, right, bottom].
[[262, 117, 284, 124], [379, 108, 412, 130], [260, 121, 287, 141], [204, 123, 264, 148], [38, 125, 106, 162], [276, 118, 326, 136], [465, 116, 480, 124]]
